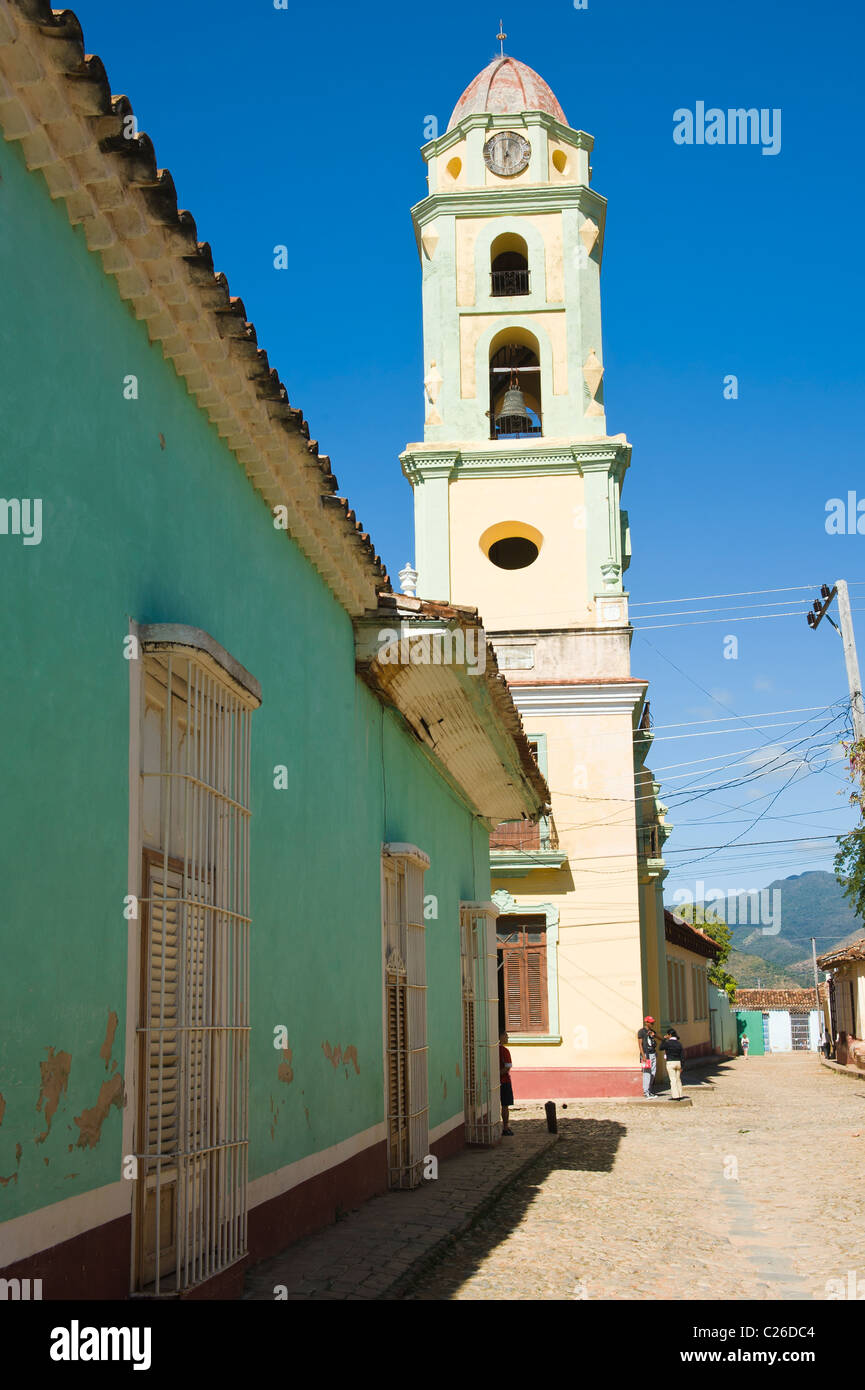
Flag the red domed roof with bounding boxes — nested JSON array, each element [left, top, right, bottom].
[[447, 56, 567, 131]]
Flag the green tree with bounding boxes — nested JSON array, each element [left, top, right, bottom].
[[834, 737, 865, 922], [674, 903, 738, 1002]]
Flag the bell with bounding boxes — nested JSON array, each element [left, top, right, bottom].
[[496, 386, 530, 424]]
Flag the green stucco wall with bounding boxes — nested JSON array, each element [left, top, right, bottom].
[[0, 134, 490, 1223], [735, 1011, 765, 1056]]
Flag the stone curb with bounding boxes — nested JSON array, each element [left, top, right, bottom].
[[820, 1057, 865, 1081], [383, 1131, 559, 1300]]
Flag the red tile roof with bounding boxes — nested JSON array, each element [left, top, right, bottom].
[[0, 0, 388, 615], [734, 989, 818, 1011], [664, 909, 722, 961], [817, 938, 865, 968]]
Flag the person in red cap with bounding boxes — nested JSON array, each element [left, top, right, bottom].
[[637, 1016, 659, 1097]]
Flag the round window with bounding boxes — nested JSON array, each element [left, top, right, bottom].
[[479, 520, 544, 571], [488, 536, 539, 570]]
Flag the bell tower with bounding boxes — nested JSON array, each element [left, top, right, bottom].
[[401, 51, 664, 1098], [401, 51, 632, 641]]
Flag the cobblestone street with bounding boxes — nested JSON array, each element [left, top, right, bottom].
[[404, 1055, 865, 1301]]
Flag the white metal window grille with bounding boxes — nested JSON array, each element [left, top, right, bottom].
[[136, 633, 259, 1293], [382, 844, 429, 1189], [459, 903, 501, 1145]]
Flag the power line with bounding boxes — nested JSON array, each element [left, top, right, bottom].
[[630, 582, 865, 608], [633, 599, 816, 620], [648, 704, 831, 732], [631, 610, 865, 631]]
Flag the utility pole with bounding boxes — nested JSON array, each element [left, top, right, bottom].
[[806, 579, 865, 741], [810, 936, 824, 1052]]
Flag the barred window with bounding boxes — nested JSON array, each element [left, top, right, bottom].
[[135, 626, 260, 1294], [382, 844, 429, 1189], [460, 903, 501, 1145]]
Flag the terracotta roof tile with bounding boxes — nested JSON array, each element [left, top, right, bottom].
[[734, 989, 819, 1011], [817, 938, 865, 968], [0, 0, 389, 613]]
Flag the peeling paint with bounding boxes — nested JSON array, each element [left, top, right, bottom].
[[73, 1074, 124, 1149], [0, 1092, 5, 1126], [304, 1107, 311, 1128], [323, 1041, 359, 1075], [15, 1143, 22, 1165], [277, 1047, 293, 1084], [99, 1011, 119, 1070], [0, 1172, 18, 1187], [36, 1047, 72, 1144], [455, 1063, 461, 1078], [64, 1173, 78, 1180]]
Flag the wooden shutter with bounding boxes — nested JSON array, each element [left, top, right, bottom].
[[386, 974, 409, 1177], [463, 995, 477, 1103], [139, 855, 181, 1286], [498, 917, 548, 1035], [503, 950, 525, 1032], [526, 950, 546, 1030]]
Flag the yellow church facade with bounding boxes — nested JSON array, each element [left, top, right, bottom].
[[401, 53, 672, 1096]]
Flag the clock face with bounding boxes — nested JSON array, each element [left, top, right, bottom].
[[483, 131, 531, 177]]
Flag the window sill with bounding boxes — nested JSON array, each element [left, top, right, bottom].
[[507, 1035, 562, 1045]]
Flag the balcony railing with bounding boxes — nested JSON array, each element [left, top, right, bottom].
[[637, 825, 661, 860], [490, 815, 558, 852], [493, 415, 542, 439], [491, 269, 530, 297]]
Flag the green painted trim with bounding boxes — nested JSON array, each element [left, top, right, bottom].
[[490, 849, 567, 877], [458, 304, 566, 316], [401, 439, 632, 484], [421, 113, 594, 160], [411, 184, 607, 228], [492, 890, 560, 1039]]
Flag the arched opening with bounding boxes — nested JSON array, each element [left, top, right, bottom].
[[490, 232, 530, 297], [488, 328, 542, 439]]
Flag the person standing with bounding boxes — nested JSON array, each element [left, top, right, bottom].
[[741, 1032, 750, 1059], [499, 1029, 514, 1136], [662, 1028, 685, 1100], [637, 1016, 658, 1097]]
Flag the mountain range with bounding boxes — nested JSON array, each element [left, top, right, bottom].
[[666, 870, 864, 989]]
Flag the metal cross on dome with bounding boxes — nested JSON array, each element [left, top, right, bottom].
[[497, 21, 507, 56]]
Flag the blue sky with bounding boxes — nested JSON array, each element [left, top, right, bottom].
[[78, 0, 865, 919]]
